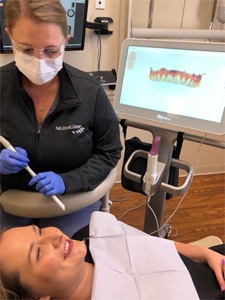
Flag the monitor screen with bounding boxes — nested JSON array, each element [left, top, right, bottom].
[[0, 0, 88, 53], [114, 38, 225, 135]]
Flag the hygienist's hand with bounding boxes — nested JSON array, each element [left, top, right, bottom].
[[0, 147, 29, 174], [28, 171, 65, 196], [205, 248, 225, 291]]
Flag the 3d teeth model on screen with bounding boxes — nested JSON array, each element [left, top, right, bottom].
[[149, 68, 205, 87]]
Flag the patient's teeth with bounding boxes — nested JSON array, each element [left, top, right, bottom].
[[149, 67, 204, 88], [64, 241, 69, 258], [174, 75, 180, 84], [166, 74, 173, 82]]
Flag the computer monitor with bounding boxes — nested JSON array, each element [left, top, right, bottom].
[[0, 0, 88, 53], [114, 38, 225, 135]]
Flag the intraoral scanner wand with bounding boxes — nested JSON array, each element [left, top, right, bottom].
[[144, 136, 161, 194], [0, 135, 65, 211]]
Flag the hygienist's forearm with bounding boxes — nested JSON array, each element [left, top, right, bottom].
[[174, 241, 209, 263]]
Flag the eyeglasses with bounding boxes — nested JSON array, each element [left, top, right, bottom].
[[12, 41, 65, 59]]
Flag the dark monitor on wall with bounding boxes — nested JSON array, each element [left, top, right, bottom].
[[0, 0, 88, 53], [114, 38, 225, 135]]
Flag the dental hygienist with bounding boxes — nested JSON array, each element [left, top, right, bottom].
[[0, 0, 122, 236]]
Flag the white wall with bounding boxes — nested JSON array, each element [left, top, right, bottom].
[[131, 0, 223, 30], [0, 0, 224, 181]]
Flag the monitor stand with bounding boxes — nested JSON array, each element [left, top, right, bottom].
[[121, 118, 225, 237]]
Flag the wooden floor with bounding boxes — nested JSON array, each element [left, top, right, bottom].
[[109, 173, 225, 244]]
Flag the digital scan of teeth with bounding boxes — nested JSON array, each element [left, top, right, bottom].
[[149, 68, 205, 88]]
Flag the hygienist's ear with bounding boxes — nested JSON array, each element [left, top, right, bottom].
[[4, 27, 11, 39], [66, 34, 71, 43]]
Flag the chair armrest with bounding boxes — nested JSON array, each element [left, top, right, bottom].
[[0, 167, 117, 218]]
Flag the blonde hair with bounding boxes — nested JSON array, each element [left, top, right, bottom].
[[0, 270, 37, 300], [5, 0, 68, 37], [0, 229, 37, 300]]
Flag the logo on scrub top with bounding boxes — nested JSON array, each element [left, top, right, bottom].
[[55, 124, 85, 134]]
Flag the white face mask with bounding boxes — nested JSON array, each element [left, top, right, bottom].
[[14, 48, 63, 85]]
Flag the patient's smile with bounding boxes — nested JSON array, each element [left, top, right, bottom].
[[0, 224, 89, 299], [64, 240, 73, 259], [64, 241, 69, 258]]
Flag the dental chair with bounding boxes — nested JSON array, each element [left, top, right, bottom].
[[0, 167, 117, 218]]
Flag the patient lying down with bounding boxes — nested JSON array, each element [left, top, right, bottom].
[[0, 212, 224, 300]]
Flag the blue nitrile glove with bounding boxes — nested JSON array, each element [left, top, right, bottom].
[[28, 171, 65, 196], [0, 147, 29, 174]]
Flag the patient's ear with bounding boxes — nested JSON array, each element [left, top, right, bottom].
[[39, 296, 51, 300]]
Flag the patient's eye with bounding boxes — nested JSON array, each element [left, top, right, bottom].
[[37, 247, 41, 261], [36, 227, 42, 260]]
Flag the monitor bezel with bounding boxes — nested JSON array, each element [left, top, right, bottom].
[[114, 38, 225, 135]]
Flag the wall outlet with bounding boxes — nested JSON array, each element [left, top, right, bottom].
[[95, 0, 105, 10]]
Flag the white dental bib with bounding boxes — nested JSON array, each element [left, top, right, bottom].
[[89, 212, 199, 300]]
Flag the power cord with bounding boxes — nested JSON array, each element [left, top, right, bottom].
[[110, 189, 145, 220], [86, 8, 102, 72], [111, 190, 131, 202], [96, 32, 102, 71], [117, 202, 146, 221]]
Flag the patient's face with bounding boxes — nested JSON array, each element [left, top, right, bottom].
[[0, 225, 87, 298]]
